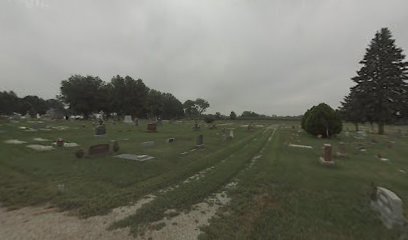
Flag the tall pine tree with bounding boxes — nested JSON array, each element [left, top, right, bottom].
[[343, 28, 408, 134]]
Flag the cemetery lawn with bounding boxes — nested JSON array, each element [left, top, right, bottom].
[[200, 125, 408, 240], [0, 120, 260, 217], [1, 120, 408, 239]]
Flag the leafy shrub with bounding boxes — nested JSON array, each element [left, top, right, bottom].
[[302, 103, 342, 138]]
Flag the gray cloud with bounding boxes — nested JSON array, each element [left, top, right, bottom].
[[1, 0, 408, 115]]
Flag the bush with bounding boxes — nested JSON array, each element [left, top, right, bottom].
[[302, 103, 342, 138], [204, 116, 215, 124]]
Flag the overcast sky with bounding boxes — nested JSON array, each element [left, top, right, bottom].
[[1, 0, 408, 115]]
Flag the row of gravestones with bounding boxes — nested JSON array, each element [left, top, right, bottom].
[[95, 121, 158, 136]]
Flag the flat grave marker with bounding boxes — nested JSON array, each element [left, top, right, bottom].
[[115, 154, 155, 162], [142, 141, 155, 148], [88, 144, 110, 156], [26, 144, 54, 151]]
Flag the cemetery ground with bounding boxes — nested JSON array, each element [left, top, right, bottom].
[[0, 120, 407, 239]]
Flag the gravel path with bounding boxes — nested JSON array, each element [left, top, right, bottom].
[[0, 195, 155, 240]]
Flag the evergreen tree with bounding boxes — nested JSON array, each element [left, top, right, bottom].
[[346, 28, 408, 134], [229, 111, 237, 120]]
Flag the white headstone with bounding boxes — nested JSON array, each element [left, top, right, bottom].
[[123, 115, 132, 123], [229, 129, 234, 138]]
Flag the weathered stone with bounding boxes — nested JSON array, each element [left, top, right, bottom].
[[193, 123, 200, 131], [4, 139, 27, 144], [123, 115, 133, 123], [371, 187, 407, 229], [26, 144, 54, 151], [56, 138, 64, 147], [147, 123, 157, 132], [228, 129, 234, 139], [319, 144, 335, 166], [95, 125, 106, 136], [88, 144, 110, 156], [115, 154, 155, 162], [196, 134, 204, 147]]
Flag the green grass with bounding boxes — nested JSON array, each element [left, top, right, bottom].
[[110, 128, 274, 235], [0, 119, 261, 216], [199, 125, 407, 240], [1, 119, 408, 239]]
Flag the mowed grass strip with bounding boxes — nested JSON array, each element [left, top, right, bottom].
[[200, 127, 403, 240], [72, 131, 261, 217], [110, 130, 272, 236], [0, 120, 261, 217]]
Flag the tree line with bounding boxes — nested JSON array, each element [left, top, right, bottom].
[[60, 74, 198, 119], [0, 91, 64, 116], [0, 75, 210, 120]]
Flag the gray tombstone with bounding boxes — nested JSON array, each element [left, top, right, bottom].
[[95, 123, 106, 136], [371, 187, 406, 229], [196, 134, 204, 147]]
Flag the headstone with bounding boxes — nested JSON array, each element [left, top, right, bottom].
[[88, 144, 110, 156], [196, 134, 204, 147], [371, 187, 406, 229], [147, 123, 157, 132], [123, 115, 133, 123], [142, 141, 155, 148], [95, 124, 106, 136], [134, 118, 139, 126], [193, 123, 200, 131], [166, 138, 175, 143], [229, 129, 234, 139], [319, 144, 335, 166], [336, 142, 348, 158], [56, 138, 64, 147]]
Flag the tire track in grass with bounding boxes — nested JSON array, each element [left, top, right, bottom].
[[110, 128, 277, 238], [155, 136, 253, 195], [135, 127, 279, 240], [199, 127, 282, 240], [0, 133, 261, 240]]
